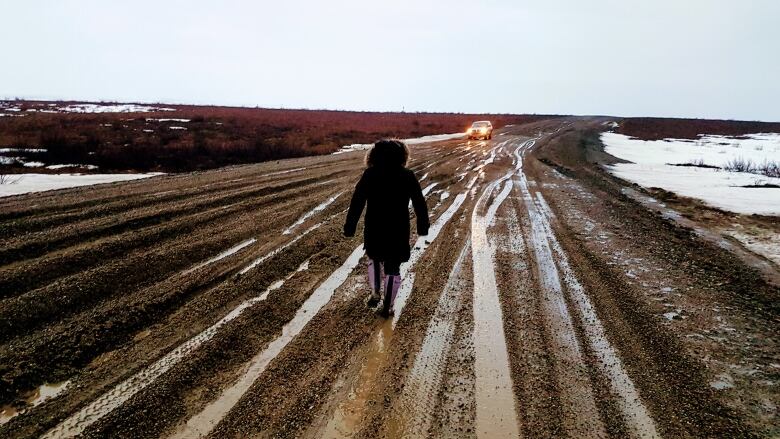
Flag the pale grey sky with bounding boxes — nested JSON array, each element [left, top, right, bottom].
[[2, 1, 778, 121]]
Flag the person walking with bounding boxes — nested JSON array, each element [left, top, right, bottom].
[[343, 139, 429, 317]]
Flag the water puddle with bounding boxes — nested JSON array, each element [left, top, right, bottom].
[[471, 176, 520, 438], [1, 381, 70, 425], [265, 167, 306, 177], [170, 246, 365, 439], [41, 261, 310, 439], [282, 191, 343, 235], [183, 238, 257, 274], [320, 322, 394, 438], [239, 222, 321, 274]]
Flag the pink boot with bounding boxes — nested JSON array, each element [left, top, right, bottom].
[[380, 275, 401, 317], [367, 259, 382, 307]]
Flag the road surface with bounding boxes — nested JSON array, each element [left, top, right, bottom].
[[0, 119, 777, 438]]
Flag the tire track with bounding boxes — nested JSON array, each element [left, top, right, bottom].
[[384, 240, 471, 438], [0, 190, 351, 408], [0, 193, 312, 339], [0, 138, 488, 437], [39, 260, 312, 439], [533, 191, 660, 438], [0, 182, 334, 299], [168, 246, 366, 439], [471, 175, 521, 438], [515, 149, 607, 438], [515, 140, 659, 438], [31, 178, 363, 436], [0, 170, 350, 266]]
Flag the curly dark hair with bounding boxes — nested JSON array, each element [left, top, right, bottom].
[[365, 139, 409, 168]]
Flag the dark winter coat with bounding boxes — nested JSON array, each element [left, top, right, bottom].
[[344, 166, 429, 262]]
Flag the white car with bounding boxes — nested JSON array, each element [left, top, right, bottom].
[[467, 121, 493, 140]]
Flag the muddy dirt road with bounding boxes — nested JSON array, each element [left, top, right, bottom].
[[1, 119, 777, 438]]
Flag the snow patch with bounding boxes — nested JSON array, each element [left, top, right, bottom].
[[602, 132, 780, 169], [0, 148, 47, 153], [601, 132, 780, 215], [0, 173, 163, 197], [45, 164, 99, 170], [663, 312, 680, 321], [58, 104, 175, 113], [146, 118, 190, 122], [333, 132, 465, 154]]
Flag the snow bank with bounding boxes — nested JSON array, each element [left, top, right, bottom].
[[0, 173, 163, 197], [601, 132, 780, 216], [45, 164, 99, 170], [333, 132, 465, 154]]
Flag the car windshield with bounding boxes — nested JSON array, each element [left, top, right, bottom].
[[471, 122, 489, 128]]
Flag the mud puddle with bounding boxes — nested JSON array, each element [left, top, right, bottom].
[[320, 321, 394, 438], [0, 381, 70, 425]]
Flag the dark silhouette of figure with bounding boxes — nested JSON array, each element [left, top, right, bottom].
[[344, 140, 429, 317]]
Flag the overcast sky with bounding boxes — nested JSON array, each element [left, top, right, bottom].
[[2, 1, 778, 121]]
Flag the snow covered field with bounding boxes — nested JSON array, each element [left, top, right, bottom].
[[601, 132, 780, 216], [0, 173, 163, 197]]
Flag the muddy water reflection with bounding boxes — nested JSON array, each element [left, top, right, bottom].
[[471, 177, 521, 438], [0, 381, 70, 425], [320, 321, 394, 438]]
